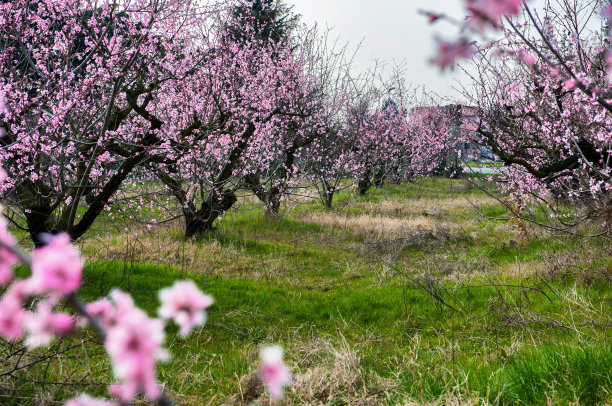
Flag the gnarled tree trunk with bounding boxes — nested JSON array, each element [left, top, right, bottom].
[[184, 190, 238, 237], [357, 169, 372, 196], [373, 169, 386, 188], [243, 173, 283, 217]]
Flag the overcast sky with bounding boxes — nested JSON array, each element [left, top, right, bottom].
[[288, 0, 469, 100]]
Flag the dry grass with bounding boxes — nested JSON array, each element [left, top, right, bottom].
[[289, 337, 394, 405], [232, 337, 397, 406], [230, 335, 500, 405], [407, 253, 494, 283], [503, 247, 612, 281], [401, 395, 490, 406], [353, 196, 498, 218], [78, 220, 250, 276], [235, 192, 266, 207], [299, 212, 462, 241]]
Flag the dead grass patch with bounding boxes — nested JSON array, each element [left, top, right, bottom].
[[414, 254, 494, 282], [354, 196, 498, 217], [79, 221, 250, 276], [300, 212, 463, 241], [297, 212, 474, 261], [233, 338, 396, 405], [504, 248, 612, 283], [402, 394, 492, 406]]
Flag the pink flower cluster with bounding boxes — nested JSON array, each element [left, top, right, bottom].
[[102, 290, 169, 401], [0, 232, 81, 343], [158, 280, 214, 336], [24, 303, 75, 348], [431, 39, 474, 72], [29, 234, 82, 296], [260, 345, 292, 400], [0, 209, 227, 404], [0, 222, 17, 285], [428, 0, 525, 71], [466, 0, 523, 30]]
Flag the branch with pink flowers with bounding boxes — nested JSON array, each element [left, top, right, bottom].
[[421, 0, 612, 225], [0, 197, 291, 405]]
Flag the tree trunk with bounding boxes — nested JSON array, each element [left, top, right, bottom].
[[25, 206, 55, 247], [373, 170, 385, 188], [180, 123, 256, 237], [245, 135, 303, 218], [244, 173, 280, 216], [244, 173, 267, 203], [184, 190, 238, 238], [357, 173, 371, 196], [264, 188, 282, 217], [184, 213, 213, 239], [323, 188, 334, 208]]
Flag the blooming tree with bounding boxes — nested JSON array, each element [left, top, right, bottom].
[[405, 100, 458, 179], [0, 0, 207, 245], [244, 23, 361, 215], [352, 99, 408, 195], [305, 66, 456, 204], [305, 68, 375, 206], [427, 0, 612, 227], [341, 70, 455, 196], [147, 3, 332, 233]]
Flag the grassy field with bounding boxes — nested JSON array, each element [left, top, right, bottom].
[[2, 177, 611, 405]]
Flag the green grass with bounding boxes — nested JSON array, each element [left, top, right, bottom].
[[489, 343, 612, 404], [2, 177, 611, 405], [68, 260, 612, 404]]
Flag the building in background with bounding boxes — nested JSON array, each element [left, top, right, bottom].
[[411, 104, 494, 165]]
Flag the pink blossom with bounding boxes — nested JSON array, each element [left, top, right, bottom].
[[24, 304, 75, 348], [85, 298, 116, 329], [466, 0, 524, 30], [30, 234, 82, 295], [563, 78, 577, 90], [105, 290, 168, 402], [158, 280, 214, 336], [260, 346, 291, 400], [607, 50, 612, 81], [427, 13, 440, 24], [0, 91, 8, 116], [602, 4, 612, 20], [0, 299, 26, 340], [431, 39, 474, 71], [521, 52, 537, 66], [64, 394, 117, 406], [3, 280, 32, 306], [0, 92, 7, 139]]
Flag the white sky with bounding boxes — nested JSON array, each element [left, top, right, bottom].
[[288, 0, 470, 100]]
